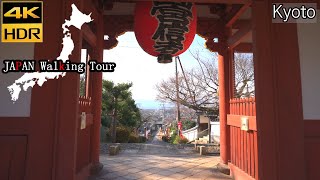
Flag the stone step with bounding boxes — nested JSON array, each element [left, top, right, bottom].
[[199, 137, 208, 141], [109, 145, 120, 155], [199, 138, 208, 143], [194, 143, 220, 154], [196, 145, 208, 155], [200, 140, 208, 144]]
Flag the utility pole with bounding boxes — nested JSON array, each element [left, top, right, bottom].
[[111, 96, 117, 143], [161, 103, 165, 128], [175, 57, 181, 135], [177, 56, 198, 136]]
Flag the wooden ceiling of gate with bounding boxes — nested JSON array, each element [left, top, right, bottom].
[[102, 1, 253, 52], [110, 0, 251, 4]]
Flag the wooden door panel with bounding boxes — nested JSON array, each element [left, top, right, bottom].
[[0, 136, 27, 180]]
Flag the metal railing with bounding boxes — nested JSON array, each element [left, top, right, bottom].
[[198, 128, 209, 139]]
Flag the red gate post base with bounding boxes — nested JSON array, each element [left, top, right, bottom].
[[90, 162, 103, 175], [229, 163, 255, 180], [217, 163, 231, 175]]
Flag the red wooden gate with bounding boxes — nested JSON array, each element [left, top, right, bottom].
[[228, 97, 258, 179]]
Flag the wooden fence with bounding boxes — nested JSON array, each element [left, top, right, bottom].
[[230, 97, 256, 116], [228, 97, 258, 180]]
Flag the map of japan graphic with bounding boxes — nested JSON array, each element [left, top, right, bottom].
[[7, 4, 93, 102]]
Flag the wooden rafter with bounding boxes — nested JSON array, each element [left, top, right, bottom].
[[82, 24, 97, 47], [84, 0, 99, 19], [232, 19, 250, 29], [111, 0, 251, 4], [224, 2, 252, 27], [227, 21, 251, 49], [233, 43, 252, 53], [209, 4, 227, 18]]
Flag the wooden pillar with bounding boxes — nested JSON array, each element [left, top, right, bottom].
[[205, 29, 231, 165], [53, 0, 83, 179], [252, 1, 305, 179], [90, 13, 104, 174], [218, 48, 231, 164]]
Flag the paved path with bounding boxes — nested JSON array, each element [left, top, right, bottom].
[[89, 131, 231, 180]]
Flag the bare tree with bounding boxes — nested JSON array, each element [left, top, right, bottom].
[[139, 110, 154, 127], [155, 49, 254, 114], [233, 53, 255, 98]]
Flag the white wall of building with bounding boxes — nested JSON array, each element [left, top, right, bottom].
[[199, 115, 209, 123], [0, 42, 34, 117], [210, 121, 220, 143], [297, 14, 320, 120]]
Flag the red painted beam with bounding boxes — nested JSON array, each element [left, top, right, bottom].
[[82, 24, 97, 48], [227, 114, 257, 131], [232, 20, 251, 29], [228, 21, 252, 49], [234, 43, 252, 53], [84, 0, 99, 20], [225, 2, 252, 28]]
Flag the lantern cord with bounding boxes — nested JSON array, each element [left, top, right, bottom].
[[175, 56, 197, 107]]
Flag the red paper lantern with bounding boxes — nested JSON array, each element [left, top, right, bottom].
[[134, 1, 197, 63]]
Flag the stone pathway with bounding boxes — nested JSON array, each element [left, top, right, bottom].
[[89, 131, 231, 180]]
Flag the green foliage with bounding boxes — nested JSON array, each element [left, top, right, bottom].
[[182, 120, 196, 130], [117, 98, 141, 128], [104, 127, 112, 142], [172, 135, 180, 144], [171, 135, 188, 144], [100, 126, 107, 142], [168, 129, 189, 144], [101, 114, 112, 127], [138, 136, 147, 143], [81, 78, 141, 142], [169, 120, 196, 137], [170, 121, 177, 133], [128, 134, 139, 143], [170, 132, 178, 144], [115, 126, 130, 143], [101, 80, 142, 129], [179, 136, 189, 144], [161, 135, 169, 142]]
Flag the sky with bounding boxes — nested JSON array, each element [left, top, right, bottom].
[[102, 32, 212, 109]]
